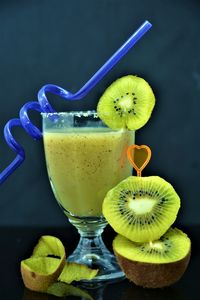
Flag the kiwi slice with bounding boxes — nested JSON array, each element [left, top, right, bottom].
[[97, 75, 155, 130], [113, 228, 191, 288], [102, 176, 180, 243], [58, 262, 98, 283]]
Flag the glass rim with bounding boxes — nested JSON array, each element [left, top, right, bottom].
[[41, 110, 121, 119], [41, 110, 135, 132], [40, 110, 98, 117]]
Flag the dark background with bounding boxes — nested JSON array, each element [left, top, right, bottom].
[[0, 0, 200, 227]]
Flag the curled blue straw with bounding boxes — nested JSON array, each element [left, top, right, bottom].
[[0, 20, 152, 184]]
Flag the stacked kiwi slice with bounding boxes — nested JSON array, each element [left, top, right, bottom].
[[103, 176, 191, 288], [103, 176, 181, 243], [98, 75, 191, 288]]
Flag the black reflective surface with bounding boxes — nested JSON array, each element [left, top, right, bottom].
[[0, 225, 199, 300]]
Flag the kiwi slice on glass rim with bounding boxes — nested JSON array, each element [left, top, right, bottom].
[[102, 176, 180, 243], [97, 75, 155, 130], [113, 228, 191, 288]]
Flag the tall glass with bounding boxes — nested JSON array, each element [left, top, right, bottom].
[[42, 111, 135, 283]]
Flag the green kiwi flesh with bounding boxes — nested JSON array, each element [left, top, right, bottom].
[[97, 75, 155, 130], [102, 176, 180, 243], [113, 228, 191, 288]]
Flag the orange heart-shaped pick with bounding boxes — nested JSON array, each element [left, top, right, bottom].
[[127, 144, 151, 176]]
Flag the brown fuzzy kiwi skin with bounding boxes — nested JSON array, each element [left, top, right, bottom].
[[114, 250, 191, 288], [20, 257, 66, 292]]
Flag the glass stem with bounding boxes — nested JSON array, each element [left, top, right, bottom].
[[67, 217, 125, 282], [68, 219, 111, 268]]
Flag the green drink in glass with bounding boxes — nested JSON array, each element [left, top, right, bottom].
[[42, 111, 135, 283]]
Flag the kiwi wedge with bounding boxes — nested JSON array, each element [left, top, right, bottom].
[[113, 228, 191, 288], [21, 236, 66, 291], [21, 235, 98, 292], [97, 75, 155, 130], [103, 176, 180, 243]]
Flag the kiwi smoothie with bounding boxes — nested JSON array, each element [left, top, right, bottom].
[[43, 127, 134, 217]]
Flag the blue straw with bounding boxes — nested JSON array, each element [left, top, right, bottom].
[[0, 20, 152, 184]]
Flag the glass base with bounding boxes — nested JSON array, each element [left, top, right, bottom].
[[67, 214, 125, 284]]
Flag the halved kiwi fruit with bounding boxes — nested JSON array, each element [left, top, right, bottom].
[[113, 228, 191, 288], [103, 176, 180, 243], [97, 75, 155, 130]]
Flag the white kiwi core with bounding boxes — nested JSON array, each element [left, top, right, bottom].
[[149, 241, 163, 249], [119, 97, 133, 111], [128, 197, 157, 215]]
